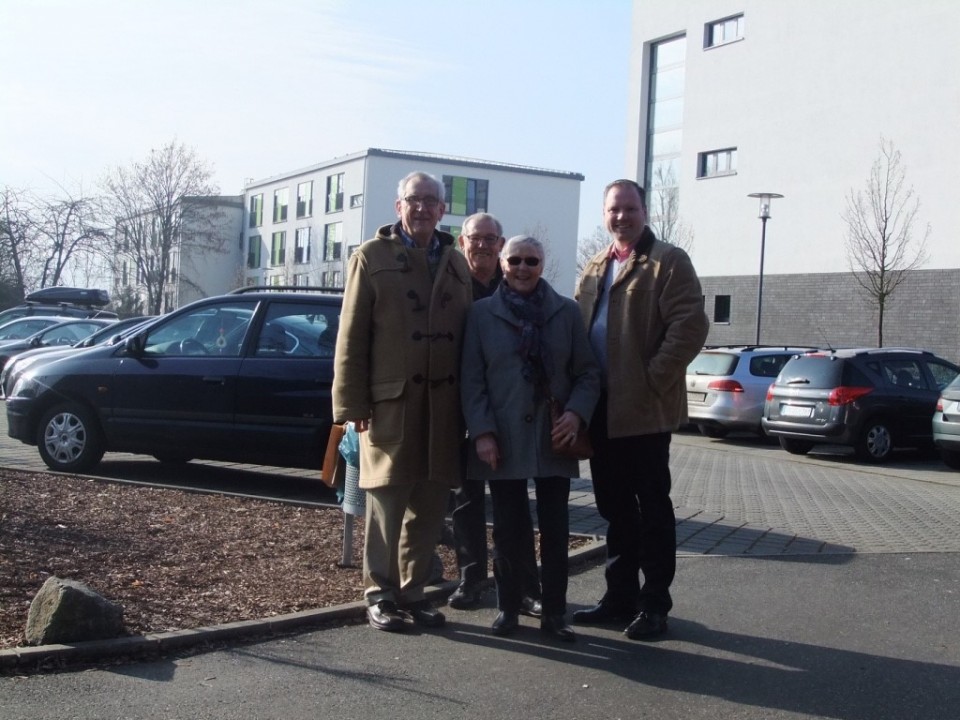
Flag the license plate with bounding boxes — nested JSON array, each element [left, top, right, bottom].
[[781, 404, 812, 418], [687, 392, 707, 403]]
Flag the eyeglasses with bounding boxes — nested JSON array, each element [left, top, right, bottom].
[[506, 256, 541, 267], [403, 195, 441, 209], [466, 234, 501, 247]]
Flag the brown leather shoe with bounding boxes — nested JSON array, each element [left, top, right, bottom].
[[367, 601, 406, 632]]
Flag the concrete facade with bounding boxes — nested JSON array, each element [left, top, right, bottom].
[[242, 148, 584, 296], [628, 1, 960, 358]]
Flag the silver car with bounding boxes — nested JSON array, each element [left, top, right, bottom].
[[933, 374, 960, 469], [686, 346, 815, 437]]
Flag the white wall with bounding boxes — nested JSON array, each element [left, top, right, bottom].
[[628, 0, 960, 278]]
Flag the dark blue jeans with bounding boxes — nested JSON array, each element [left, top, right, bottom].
[[589, 393, 676, 615], [452, 476, 541, 597], [488, 477, 569, 616]]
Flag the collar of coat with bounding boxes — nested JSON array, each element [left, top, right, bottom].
[[381, 221, 455, 250], [486, 279, 567, 327]]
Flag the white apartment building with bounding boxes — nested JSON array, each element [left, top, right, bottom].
[[628, 1, 960, 357], [242, 148, 584, 295]]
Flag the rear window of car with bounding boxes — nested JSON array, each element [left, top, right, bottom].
[[688, 352, 738, 376], [779, 356, 878, 388], [749, 354, 794, 378]]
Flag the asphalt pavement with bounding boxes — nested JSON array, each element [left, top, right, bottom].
[[3, 412, 960, 719]]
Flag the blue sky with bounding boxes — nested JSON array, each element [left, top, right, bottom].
[[1, 0, 632, 242]]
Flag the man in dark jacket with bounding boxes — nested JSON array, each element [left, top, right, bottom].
[[573, 179, 708, 640], [446, 213, 542, 617]]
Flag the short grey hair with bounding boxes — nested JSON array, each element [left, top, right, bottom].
[[502, 234, 545, 260], [396, 171, 444, 201], [462, 212, 503, 237]]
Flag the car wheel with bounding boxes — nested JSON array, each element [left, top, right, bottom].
[[37, 403, 105, 473], [153, 454, 193, 465], [698, 424, 729, 439], [779, 437, 814, 455], [854, 420, 893, 463], [941, 449, 960, 470]]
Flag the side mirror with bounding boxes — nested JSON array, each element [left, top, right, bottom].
[[124, 334, 145, 356]]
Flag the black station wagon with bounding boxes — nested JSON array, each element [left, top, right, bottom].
[[5, 287, 341, 473]]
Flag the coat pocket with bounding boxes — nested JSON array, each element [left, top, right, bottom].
[[368, 379, 405, 446]]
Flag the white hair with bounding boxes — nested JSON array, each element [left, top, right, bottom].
[[396, 171, 444, 201]]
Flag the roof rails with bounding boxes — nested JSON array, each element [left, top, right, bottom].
[[229, 285, 345, 295]]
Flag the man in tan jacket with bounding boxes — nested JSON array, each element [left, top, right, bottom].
[[573, 179, 708, 639], [333, 171, 473, 632]]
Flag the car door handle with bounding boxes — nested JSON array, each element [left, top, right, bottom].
[[202, 376, 226, 385]]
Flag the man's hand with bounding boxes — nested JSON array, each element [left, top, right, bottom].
[[351, 419, 370, 433], [551, 410, 582, 448]]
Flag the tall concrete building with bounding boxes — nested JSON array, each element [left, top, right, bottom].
[[628, 1, 960, 359], [242, 148, 584, 296]]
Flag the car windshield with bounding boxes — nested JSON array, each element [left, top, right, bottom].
[[688, 352, 738, 376]]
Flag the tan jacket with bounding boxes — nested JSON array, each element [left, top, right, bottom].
[[332, 223, 473, 488], [576, 228, 709, 437]]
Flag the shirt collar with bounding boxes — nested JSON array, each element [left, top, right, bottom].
[[607, 238, 640, 263], [399, 226, 440, 253]]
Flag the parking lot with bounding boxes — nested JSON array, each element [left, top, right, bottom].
[[4, 406, 960, 557]]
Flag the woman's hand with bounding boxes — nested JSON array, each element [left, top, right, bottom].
[[551, 410, 582, 448], [475, 432, 500, 471]]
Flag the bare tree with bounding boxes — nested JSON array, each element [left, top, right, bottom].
[[577, 225, 609, 277], [842, 138, 930, 346], [1, 186, 39, 299], [522, 221, 560, 285], [648, 165, 694, 253], [32, 188, 108, 289], [101, 140, 219, 314]]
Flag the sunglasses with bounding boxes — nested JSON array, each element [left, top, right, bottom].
[[506, 256, 541, 267]]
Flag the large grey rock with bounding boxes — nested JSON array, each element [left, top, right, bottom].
[[25, 577, 124, 645]]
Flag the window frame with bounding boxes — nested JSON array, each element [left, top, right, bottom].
[[704, 13, 744, 49], [273, 188, 289, 223], [697, 147, 738, 179]]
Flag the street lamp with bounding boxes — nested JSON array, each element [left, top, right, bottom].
[[747, 192, 783, 345]]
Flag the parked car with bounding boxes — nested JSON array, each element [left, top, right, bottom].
[[0, 287, 116, 326], [1, 316, 155, 397], [0, 318, 117, 374], [5, 287, 341, 473], [0, 316, 72, 343], [686, 345, 816, 437], [933, 374, 960, 470], [762, 347, 960, 462]]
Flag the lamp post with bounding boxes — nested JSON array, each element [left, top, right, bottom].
[[747, 192, 783, 345]]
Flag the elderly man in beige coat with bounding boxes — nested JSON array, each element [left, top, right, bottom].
[[333, 171, 473, 632]]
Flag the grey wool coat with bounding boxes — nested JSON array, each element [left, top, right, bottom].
[[460, 280, 601, 482], [332, 223, 473, 489]]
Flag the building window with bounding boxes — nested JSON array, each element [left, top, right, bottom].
[[350, 193, 363, 208], [247, 235, 262, 269], [705, 14, 744, 48], [698, 148, 738, 178], [269, 274, 284, 286], [273, 188, 289, 223], [296, 181, 313, 218], [443, 176, 488, 216], [326, 173, 344, 213], [271, 231, 286, 266], [324, 222, 342, 261], [293, 272, 311, 287], [321, 270, 343, 288], [249, 194, 263, 228], [294, 227, 311, 263], [440, 224, 462, 237], [644, 35, 686, 197], [713, 295, 731, 323]]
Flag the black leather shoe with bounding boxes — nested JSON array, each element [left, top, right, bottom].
[[405, 601, 446, 628], [519, 596, 543, 618], [367, 601, 406, 632], [572, 602, 638, 625], [540, 614, 576, 642], [448, 583, 482, 610], [491, 611, 520, 636], [624, 611, 668, 640]]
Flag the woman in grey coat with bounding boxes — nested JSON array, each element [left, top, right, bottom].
[[460, 235, 600, 641]]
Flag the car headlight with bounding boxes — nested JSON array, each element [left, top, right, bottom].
[[9, 374, 38, 399]]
